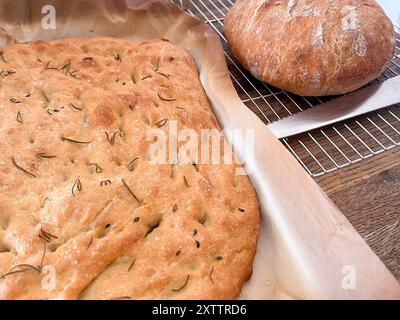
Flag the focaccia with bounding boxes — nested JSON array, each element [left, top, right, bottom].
[[0, 37, 259, 299]]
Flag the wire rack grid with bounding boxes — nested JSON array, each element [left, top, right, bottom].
[[173, 0, 400, 177]]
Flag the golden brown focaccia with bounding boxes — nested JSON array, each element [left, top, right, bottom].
[[0, 37, 259, 299]]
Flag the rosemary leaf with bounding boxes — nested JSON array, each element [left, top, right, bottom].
[[155, 118, 168, 128], [158, 93, 176, 102], [209, 266, 215, 283], [89, 163, 103, 173], [0, 51, 7, 63], [61, 137, 91, 144], [17, 111, 23, 123], [86, 236, 93, 251], [172, 275, 190, 292], [12, 157, 36, 177], [72, 178, 83, 197], [100, 180, 112, 186], [70, 103, 83, 111], [39, 228, 58, 243], [36, 152, 56, 159], [156, 71, 170, 79], [128, 259, 135, 272], [141, 74, 152, 81], [127, 157, 140, 171], [131, 72, 137, 84], [153, 57, 160, 71], [105, 131, 117, 145], [183, 176, 190, 187], [9, 98, 21, 104], [122, 178, 140, 203]]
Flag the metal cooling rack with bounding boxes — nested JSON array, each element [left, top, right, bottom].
[[174, 0, 400, 177]]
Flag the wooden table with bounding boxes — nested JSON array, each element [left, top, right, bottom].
[[316, 147, 400, 280]]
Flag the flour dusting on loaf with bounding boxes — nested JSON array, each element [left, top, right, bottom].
[[0, 37, 259, 299], [224, 0, 395, 96]]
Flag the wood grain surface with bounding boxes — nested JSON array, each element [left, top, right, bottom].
[[316, 147, 400, 280]]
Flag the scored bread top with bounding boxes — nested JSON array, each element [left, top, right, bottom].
[[224, 0, 395, 96], [0, 37, 259, 299]]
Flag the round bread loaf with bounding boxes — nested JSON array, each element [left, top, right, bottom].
[[224, 0, 396, 96]]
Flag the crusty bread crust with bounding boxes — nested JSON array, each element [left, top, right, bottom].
[[224, 0, 395, 96], [0, 37, 259, 299]]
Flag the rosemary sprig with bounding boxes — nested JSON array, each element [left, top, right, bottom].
[[128, 259, 135, 272], [158, 93, 176, 102], [121, 178, 140, 203], [238, 208, 245, 212], [59, 63, 80, 79], [1, 231, 51, 279], [192, 162, 199, 172], [61, 136, 91, 144], [83, 57, 94, 61], [17, 111, 23, 123], [193, 229, 198, 237], [12, 157, 36, 177], [215, 256, 223, 261], [176, 250, 181, 256], [36, 152, 56, 159], [172, 275, 190, 292], [100, 180, 112, 186], [72, 178, 83, 197], [133, 217, 140, 223], [111, 296, 131, 300], [89, 163, 103, 173], [155, 119, 168, 128], [70, 103, 83, 111], [195, 240, 200, 248], [172, 203, 178, 213], [127, 157, 139, 171]]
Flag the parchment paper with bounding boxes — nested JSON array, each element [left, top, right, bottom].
[[1, 0, 399, 299]]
